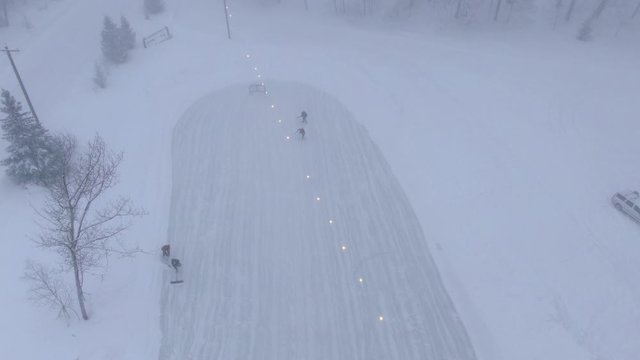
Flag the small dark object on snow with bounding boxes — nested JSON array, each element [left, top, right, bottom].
[[297, 128, 306, 139], [249, 83, 267, 95], [171, 258, 182, 272], [170, 258, 183, 284], [298, 111, 308, 123], [161, 244, 170, 257]]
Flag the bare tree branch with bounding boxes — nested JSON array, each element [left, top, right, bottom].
[[23, 261, 78, 322], [34, 134, 144, 320]]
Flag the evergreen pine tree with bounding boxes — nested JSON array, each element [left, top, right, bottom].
[[0, 90, 60, 185], [577, 21, 593, 41], [144, 0, 165, 15], [101, 16, 127, 64], [93, 63, 108, 89], [118, 16, 136, 51]]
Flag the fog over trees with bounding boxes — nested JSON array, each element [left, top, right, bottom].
[[1, 0, 639, 40], [242, 0, 639, 30]]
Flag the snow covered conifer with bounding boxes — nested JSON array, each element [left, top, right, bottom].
[[101, 16, 127, 64], [93, 63, 108, 89], [577, 21, 593, 41], [0, 89, 58, 185], [118, 16, 136, 51], [144, 0, 166, 15]]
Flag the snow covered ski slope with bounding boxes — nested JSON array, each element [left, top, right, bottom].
[[159, 81, 477, 359]]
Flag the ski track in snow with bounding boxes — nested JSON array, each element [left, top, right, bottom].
[[159, 81, 477, 360]]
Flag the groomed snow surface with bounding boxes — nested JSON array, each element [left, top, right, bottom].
[[160, 82, 477, 359]]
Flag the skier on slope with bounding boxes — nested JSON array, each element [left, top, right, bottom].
[[171, 258, 182, 272], [297, 111, 308, 124], [161, 244, 170, 257], [297, 127, 306, 140], [169, 258, 184, 284]]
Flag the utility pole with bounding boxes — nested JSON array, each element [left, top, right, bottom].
[[1, 46, 40, 125], [222, 0, 231, 40]]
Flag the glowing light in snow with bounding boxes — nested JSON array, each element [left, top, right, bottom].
[[265, 91, 269, 95], [329, 220, 334, 224], [246, 54, 251, 58], [306, 175, 310, 179], [257, 74, 262, 78], [358, 277, 364, 283], [378, 315, 384, 321], [271, 104, 275, 109], [286, 136, 291, 140], [341, 245, 347, 251], [254, 67, 258, 71], [315, 196, 321, 201], [277, 119, 282, 123]]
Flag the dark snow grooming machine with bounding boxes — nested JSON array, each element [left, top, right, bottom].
[[170, 258, 184, 284]]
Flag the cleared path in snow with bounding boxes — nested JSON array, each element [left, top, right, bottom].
[[159, 82, 477, 360]]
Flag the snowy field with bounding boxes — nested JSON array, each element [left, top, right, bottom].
[[1, 0, 639, 359]]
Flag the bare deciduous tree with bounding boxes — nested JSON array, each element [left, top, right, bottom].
[[494, 0, 503, 21], [632, 1, 640, 18], [553, 0, 563, 28], [455, 0, 467, 19], [577, 0, 610, 41], [34, 134, 143, 320], [590, 0, 610, 22], [565, 0, 577, 22], [24, 261, 77, 321]]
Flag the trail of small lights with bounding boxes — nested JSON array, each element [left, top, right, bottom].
[[241, 49, 386, 324]]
